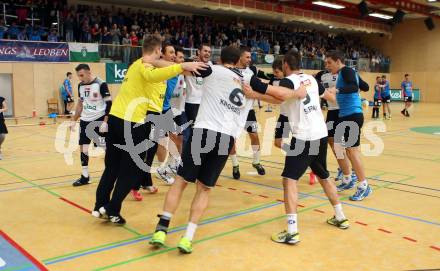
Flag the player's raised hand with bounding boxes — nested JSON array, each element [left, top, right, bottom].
[[181, 62, 208, 75]]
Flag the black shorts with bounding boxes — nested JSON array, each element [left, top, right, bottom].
[[275, 114, 290, 139], [66, 96, 74, 103], [282, 137, 329, 180], [381, 95, 391, 103], [404, 96, 413, 102], [0, 120, 8, 134], [177, 128, 235, 188], [79, 116, 106, 146], [245, 109, 258, 134], [173, 113, 187, 135], [326, 109, 339, 138], [185, 103, 200, 125], [373, 98, 382, 107], [335, 113, 364, 148]]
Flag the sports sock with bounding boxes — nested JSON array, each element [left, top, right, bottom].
[[156, 211, 172, 233], [358, 179, 368, 190], [342, 175, 351, 184], [80, 152, 89, 178], [184, 222, 198, 241], [252, 145, 260, 164], [287, 214, 298, 234], [231, 154, 239, 167], [333, 204, 346, 221]]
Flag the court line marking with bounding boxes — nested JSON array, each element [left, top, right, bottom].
[[93, 174, 439, 271], [0, 230, 48, 271], [43, 201, 283, 265], [0, 168, 142, 237], [239, 156, 440, 192], [47, 172, 409, 268], [228, 175, 440, 227]]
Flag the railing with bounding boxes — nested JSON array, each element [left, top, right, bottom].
[[97, 44, 390, 73]]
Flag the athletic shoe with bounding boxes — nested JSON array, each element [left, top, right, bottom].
[[146, 186, 159, 194], [271, 230, 300, 245], [157, 167, 175, 185], [232, 165, 240, 180], [405, 111, 410, 117], [336, 178, 356, 192], [92, 207, 107, 219], [109, 215, 126, 225], [327, 216, 350, 229], [72, 175, 90, 187], [335, 168, 343, 181], [177, 237, 193, 254], [131, 189, 143, 201], [349, 185, 372, 201], [387, 114, 392, 120], [252, 163, 266, 175], [96, 206, 109, 219], [351, 171, 358, 182], [168, 163, 178, 175], [150, 231, 167, 248], [400, 110, 405, 116]]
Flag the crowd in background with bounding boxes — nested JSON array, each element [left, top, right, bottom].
[[0, 1, 389, 68]]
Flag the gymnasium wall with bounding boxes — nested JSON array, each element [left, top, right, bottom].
[[0, 62, 119, 117], [1, 63, 385, 117], [364, 18, 440, 102]]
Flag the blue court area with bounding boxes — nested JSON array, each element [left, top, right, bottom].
[[0, 235, 41, 271]]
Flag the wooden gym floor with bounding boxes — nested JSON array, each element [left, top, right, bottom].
[[0, 102, 439, 271]]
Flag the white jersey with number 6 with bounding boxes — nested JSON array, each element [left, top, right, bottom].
[[194, 65, 255, 139]]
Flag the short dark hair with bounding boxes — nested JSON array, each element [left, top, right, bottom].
[[162, 43, 174, 54], [239, 46, 251, 56], [272, 58, 283, 71], [66, 72, 72, 77], [198, 43, 211, 51], [175, 46, 184, 55], [326, 50, 345, 63], [382, 75, 386, 79], [283, 50, 301, 71], [75, 64, 90, 72], [220, 46, 241, 65], [376, 76, 380, 79], [405, 74, 409, 77], [142, 34, 162, 54]]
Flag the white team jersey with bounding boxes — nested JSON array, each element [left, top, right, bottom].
[[170, 75, 186, 116], [78, 77, 111, 122], [194, 65, 255, 139], [283, 73, 328, 141], [185, 61, 213, 104], [239, 66, 259, 107], [320, 72, 338, 110]]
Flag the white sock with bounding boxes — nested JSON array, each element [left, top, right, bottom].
[[342, 175, 351, 184], [162, 211, 173, 219], [231, 154, 239, 167], [82, 166, 89, 178], [333, 204, 346, 221], [252, 145, 260, 164], [184, 222, 198, 241], [358, 179, 368, 189], [287, 214, 298, 234]]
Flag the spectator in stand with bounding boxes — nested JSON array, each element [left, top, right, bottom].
[[110, 24, 121, 58], [64, 14, 75, 42], [273, 41, 280, 55], [101, 26, 112, 58], [122, 32, 131, 63], [48, 29, 59, 42], [129, 31, 139, 61], [30, 30, 41, 41], [91, 24, 101, 43], [0, 20, 7, 39], [7, 22, 20, 39], [17, 29, 27, 40]]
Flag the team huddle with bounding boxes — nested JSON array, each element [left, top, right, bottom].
[[69, 35, 379, 253]]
